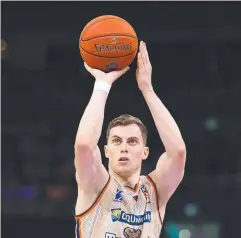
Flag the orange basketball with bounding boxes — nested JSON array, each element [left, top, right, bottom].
[[79, 15, 138, 72]]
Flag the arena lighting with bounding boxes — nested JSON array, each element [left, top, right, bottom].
[[204, 117, 219, 131], [184, 203, 198, 217], [164, 221, 220, 238]]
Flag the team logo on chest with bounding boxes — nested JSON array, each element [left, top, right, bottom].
[[114, 188, 123, 202], [141, 185, 150, 203]]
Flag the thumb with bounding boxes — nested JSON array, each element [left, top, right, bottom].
[[121, 66, 130, 75], [84, 62, 94, 75], [113, 66, 130, 78]]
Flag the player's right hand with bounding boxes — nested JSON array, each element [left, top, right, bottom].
[[84, 62, 130, 85]]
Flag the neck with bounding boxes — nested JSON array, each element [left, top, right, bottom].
[[109, 167, 141, 188]]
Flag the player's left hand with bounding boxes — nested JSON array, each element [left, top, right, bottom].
[[136, 41, 153, 92], [84, 62, 129, 85]]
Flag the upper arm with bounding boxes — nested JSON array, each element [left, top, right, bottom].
[[149, 151, 186, 206], [74, 144, 108, 191]]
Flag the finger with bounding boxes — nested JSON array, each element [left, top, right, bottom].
[[117, 66, 130, 77], [140, 42, 148, 65], [139, 41, 143, 50], [111, 66, 130, 79], [121, 66, 130, 74], [143, 42, 150, 64], [84, 62, 93, 73], [137, 52, 144, 69], [138, 41, 143, 54]]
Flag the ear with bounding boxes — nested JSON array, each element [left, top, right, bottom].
[[104, 145, 109, 158], [143, 146, 149, 160]]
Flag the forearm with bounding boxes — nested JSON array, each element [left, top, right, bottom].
[[75, 89, 108, 150], [142, 90, 186, 158]]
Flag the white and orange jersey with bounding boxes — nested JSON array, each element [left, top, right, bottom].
[[75, 175, 163, 238]]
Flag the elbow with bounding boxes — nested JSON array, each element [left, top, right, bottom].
[[74, 133, 98, 157], [74, 137, 93, 153], [75, 133, 95, 149], [75, 142, 93, 152], [176, 142, 186, 161], [74, 141, 95, 165], [74, 141, 88, 150], [175, 145, 186, 178]]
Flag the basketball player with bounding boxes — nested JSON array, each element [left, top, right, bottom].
[[74, 41, 186, 238]]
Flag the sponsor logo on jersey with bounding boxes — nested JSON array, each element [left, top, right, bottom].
[[111, 209, 151, 226], [123, 227, 141, 238], [141, 185, 150, 203], [105, 232, 119, 238], [105, 227, 142, 238]]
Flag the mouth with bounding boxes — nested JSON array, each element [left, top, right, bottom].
[[119, 157, 129, 162]]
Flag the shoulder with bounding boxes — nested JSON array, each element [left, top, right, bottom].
[[140, 172, 156, 185], [139, 173, 157, 192]]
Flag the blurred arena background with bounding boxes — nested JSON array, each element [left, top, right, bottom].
[[1, 2, 241, 238]]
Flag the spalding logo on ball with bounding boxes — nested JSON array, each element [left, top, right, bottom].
[[79, 15, 138, 72]]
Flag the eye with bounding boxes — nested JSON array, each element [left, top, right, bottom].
[[112, 138, 121, 144], [128, 139, 137, 145]]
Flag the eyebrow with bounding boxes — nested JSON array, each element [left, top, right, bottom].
[[111, 135, 139, 140]]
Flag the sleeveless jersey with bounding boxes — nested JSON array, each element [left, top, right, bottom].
[[75, 175, 163, 238]]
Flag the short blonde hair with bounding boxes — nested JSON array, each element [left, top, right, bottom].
[[106, 114, 148, 145]]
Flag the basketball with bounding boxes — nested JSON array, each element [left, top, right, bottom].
[[79, 15, 138, 72]]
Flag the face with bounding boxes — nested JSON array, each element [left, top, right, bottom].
[[104, 124, 149, 177]]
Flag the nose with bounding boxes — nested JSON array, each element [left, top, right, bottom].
[[121, 149, 128, 154], [120, 142, 128, 154]]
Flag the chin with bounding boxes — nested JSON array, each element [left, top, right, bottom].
[[115, 167, 133, 177]]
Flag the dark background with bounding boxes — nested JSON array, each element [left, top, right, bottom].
[[1, 2, 241, 238]]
